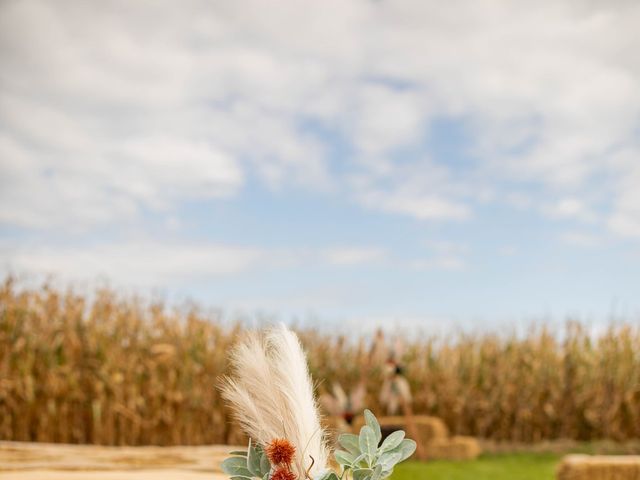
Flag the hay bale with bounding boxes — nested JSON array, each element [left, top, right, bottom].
[[352, 415, 449, 445], [557, 455, 640, 480], [351, 415, 480, 461], [225, 424, 248, 447], [423, 436, 481, 461]]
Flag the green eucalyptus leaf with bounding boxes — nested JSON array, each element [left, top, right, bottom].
[[334, 449, 357, 466], [352, 468, 373, 480], [229, 451, 248, 456], [221, 456, 252, 478], [379, 430, 405, 453], [338, 433, 361, 455], [363, 409, 382, 445], [359, 425, 377, 465]]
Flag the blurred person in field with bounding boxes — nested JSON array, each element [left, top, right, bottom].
[[320, 381, 367, 432]]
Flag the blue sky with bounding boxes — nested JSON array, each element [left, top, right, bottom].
[[1, 0, 640, 332]]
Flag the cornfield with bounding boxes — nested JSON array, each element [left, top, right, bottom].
[[1, 278, 639, 445]]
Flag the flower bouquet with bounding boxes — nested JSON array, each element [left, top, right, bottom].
[[220, 325, 416, 480]]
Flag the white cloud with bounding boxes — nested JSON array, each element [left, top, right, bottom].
[[543, 197, 598, 223], [348, 84, 426, 156], [329, 314, 457, 336], [608, 212, 640, 238], [606, 156, 640, 238], [353, 159, 472, 221], [409, 256, 466, 271], [0, 241, 394, 286], [559, 231, 602, 248], [359, 189, 470, 221], [424, 240, 469, 255], [0, 242, 265, 285], [0, 0, 640, 236], [408, 240, 468, 271], [323, 247, 387, 266], [504, 192, 534, 210]]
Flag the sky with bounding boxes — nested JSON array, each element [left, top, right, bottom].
[[1, 0, 640, 333]]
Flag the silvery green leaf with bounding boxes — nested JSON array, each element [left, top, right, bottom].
[[250, 445, 269, 477], [364, 409, 381, 445], [230, 477, 252, 480], [397, 439, 417, 461], [353, 453, 368, 467], [259, 448, 271, 476], [314, 470, 340, 480], [229, 451, 248, 456], [352, 468, 373, 480], [338, 433, 361, 455], [359, 425, 377, 465], [379, 430, 405, 453], [380, 468, 394, 479], [221, 456, 252, 478], [247, 439, 261, 477], [387, 439, 417, 462], [334, 449, 357, 466], [377, 451, 402, 471], [370, 464, 383, 480]]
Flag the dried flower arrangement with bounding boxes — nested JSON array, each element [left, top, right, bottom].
[[220, 325, 416, 480]]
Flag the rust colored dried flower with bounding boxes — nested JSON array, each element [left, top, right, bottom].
[[270, 466, 297, 480], [265, 438, 296, 466]]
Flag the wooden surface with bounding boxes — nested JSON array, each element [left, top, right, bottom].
[[0, 441, 234, 480]]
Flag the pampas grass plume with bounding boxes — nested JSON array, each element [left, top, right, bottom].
[[220, 324, 328, 478]]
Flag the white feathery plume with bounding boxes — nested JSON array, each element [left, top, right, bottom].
[[221, 324, 328, 478], [267, 326, 328, 475]]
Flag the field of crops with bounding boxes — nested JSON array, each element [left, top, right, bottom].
[[1, 277, 639, 446]]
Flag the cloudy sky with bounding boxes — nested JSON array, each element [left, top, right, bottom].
[[1, 0, 640, 331]]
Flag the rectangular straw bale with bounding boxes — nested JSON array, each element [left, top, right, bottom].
[[423, 436, 481, 461], [352, 415, 449, 445], [557, 454, 640, 480]]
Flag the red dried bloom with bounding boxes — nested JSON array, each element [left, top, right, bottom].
[[266, 438, 296, 466], [271, 466, 297, 480]]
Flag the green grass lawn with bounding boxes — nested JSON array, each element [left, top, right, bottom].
[[392, 453, 560, 480]]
